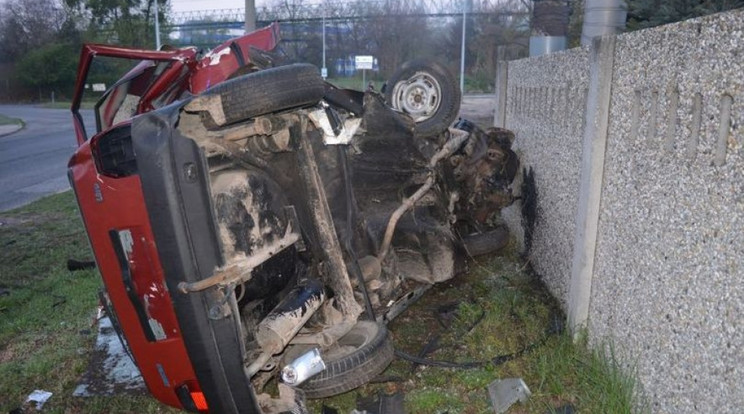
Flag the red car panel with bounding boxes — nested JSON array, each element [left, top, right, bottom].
[[68, 24, 282, 412], [69, 142, 198, 408]]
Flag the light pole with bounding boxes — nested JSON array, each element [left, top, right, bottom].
[[154, 0, 161, 49], [322, 12, 327, 79], [459, 0, 467, 94], [245, 0, 256, 33]]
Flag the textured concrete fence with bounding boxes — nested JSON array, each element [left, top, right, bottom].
[[498, 10, 743, 413]]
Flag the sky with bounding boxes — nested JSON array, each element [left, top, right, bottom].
[[170, 0, 253, 13], [170, 0, 328, 13]]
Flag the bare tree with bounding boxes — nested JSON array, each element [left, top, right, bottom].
[[0, 0, 67, 62]]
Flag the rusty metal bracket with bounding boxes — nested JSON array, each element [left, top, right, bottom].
[[177, 228, 301, 294]]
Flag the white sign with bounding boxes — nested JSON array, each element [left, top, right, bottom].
[[355, 55, 374, 70], [92, 83, 106, 92], [321, 67, 328, 79]]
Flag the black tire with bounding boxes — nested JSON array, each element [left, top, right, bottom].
[[297, 321, 394, 398], [385, 59, 461, 137], [198, 63, 325, 127], [462, 226, 510, 257]]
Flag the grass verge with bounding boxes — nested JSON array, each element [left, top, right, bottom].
[[38, 101, 96, 110], [311, 251, 644, 413], [0, 114, 23, 127], [0, 192, 642, 413], [325, 77, 385, 91], [0, 191, 179, 413]]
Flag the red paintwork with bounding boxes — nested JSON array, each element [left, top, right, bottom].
[[68, 24, 281, 411], [71, 22, 281, 143], [69, 152, 195, 408], [190, 23, 280, 92]]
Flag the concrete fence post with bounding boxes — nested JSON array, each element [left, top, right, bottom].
[[568, 34, 616, 333], [494, 60, 508, 128]]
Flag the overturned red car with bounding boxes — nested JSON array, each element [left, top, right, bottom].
[[68, 24, 517, 413]]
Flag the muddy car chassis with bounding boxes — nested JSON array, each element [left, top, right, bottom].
[[68, 24, 517, 413]]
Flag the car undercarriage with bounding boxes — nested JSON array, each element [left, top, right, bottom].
[[164, 62, 519, 410], [69, 27, 518, 412]]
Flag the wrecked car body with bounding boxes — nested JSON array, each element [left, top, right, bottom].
[[68, 24, 517, 413]]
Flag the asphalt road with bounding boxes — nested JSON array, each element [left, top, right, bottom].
[[0, 105, 95, 212]]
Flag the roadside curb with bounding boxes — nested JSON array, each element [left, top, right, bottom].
[[0, 122, 24, 138]]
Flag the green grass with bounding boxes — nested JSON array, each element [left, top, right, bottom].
[[325, 76, 385, 92], [38, 101, 96, 110], [0, 114, 23, 127], [312, 249, 645, 414], [0, 192, 179, 413], [1, 192, 643, 413]]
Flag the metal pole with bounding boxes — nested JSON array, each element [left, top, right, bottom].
[[459, 1, 467, 94], [322, 13, 327, 79], [245, 0, 256, 33], [154, 0, 161, 49]]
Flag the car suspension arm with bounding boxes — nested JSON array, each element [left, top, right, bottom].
[[377, 128, 471, 262], [177, 227, 300, 293]]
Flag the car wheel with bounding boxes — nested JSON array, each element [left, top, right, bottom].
[[385, 59, 461, 137], [462, 226, 510, 257], [193, 63, 325, 128], [291, 321, 394, 398]]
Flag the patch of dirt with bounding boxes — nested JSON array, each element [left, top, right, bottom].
[[0, 212, 63, 228], [0, 343, 16, 363], [0, 216, 30, 227]]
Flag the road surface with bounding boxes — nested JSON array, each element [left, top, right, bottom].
[[0, 105, 95, 212]]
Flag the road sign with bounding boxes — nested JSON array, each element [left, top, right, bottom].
[[321, 67, 328, 79], [92, 83, 106, 92], [355, 55, 374, 70]]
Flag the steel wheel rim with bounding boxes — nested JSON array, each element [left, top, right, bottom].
[[391, 71, 442, 122]]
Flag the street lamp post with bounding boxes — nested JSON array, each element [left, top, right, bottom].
[[322, 13, 327, 79], [154, 0, 161, 49], [459, 0, 467, 94], [245, 0, 256, 33]]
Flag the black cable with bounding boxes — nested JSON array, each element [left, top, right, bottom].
[[394, 337, 542, 369], [394, 312, 564, 369]]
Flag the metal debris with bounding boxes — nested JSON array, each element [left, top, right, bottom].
[[25, 390, 52, 410], [488, 378, 531, 414]]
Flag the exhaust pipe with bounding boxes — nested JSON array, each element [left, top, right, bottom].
[[246, 279, 326, 376]]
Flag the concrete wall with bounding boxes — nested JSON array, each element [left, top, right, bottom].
[[499, 10, 743, 413], [501, 46, 589, 309]]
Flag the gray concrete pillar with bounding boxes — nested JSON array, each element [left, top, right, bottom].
[[245, 0, 256, 33], [568, 34, 616, 333], [494, 61, 508, 128]]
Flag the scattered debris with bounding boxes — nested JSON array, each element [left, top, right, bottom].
[[488, 378, 531, 414], [73, 317, 146, 397], [25, 389, 53, 410], [66, 259, 96, 271]]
